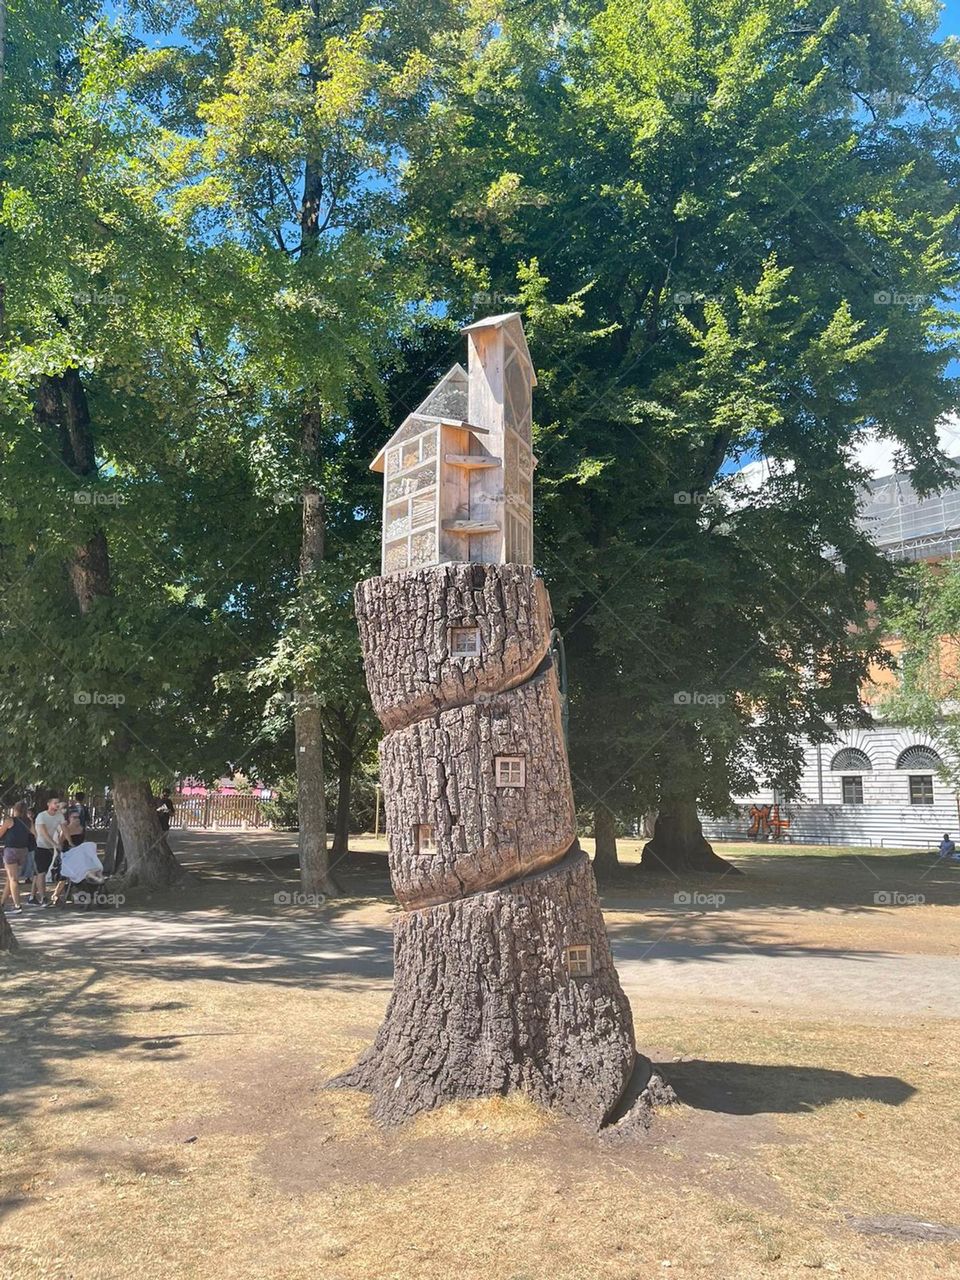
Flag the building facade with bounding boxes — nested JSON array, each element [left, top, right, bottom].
[[701, 730, 956, 848], [703, 440, 960, 848]]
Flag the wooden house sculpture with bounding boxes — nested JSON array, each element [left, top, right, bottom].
[[333, 314, 668, 1131], [370, 313, 535, 573]]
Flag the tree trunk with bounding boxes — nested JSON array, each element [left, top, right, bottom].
[[36, 373, 177, 891], [37, 370, 113, 611], [335, 848, 640, 1127], [289, 103, 337, 897], [111, 777, 184, 889], [640, 795, 741, 876], [592, 803, 619, 881], [295, 471, 337, 898], [295, 694, 337, 897], [103, 813, 122, 876], [333, 564, 671, 1129], [0, 910, 17, 953], [330, 729, 353, 861]]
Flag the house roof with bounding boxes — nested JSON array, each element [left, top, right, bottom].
[[462, 312, 538, 386], [369, 364, 469, 472]]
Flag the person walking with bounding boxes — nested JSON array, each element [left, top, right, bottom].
[[24, 808, 45, 905], [34, 796, 66, 898], [156, 788, 175, 833], [1, 803, 33, 912], [20, 806, 38, 887]]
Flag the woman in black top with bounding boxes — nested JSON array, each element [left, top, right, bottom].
[[1, 802, 32, 913]]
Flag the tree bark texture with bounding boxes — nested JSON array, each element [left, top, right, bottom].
[[593, 803, 620, 880], [112, 778, 184, 889], [295, 429, 335, 895], [295, 694, 337, 896], [330, 729, 353, 860], [334, 563, 661, 1129], [641, 796, 741, 876], [0, 909, 17, 952], [36, 370, 112, 613]]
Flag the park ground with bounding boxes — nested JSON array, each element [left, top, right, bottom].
[[2, 833, 960, 1280]]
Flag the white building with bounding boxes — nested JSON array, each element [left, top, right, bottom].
[[702, 424, 960, 848]]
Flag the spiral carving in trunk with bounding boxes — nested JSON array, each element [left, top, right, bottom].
[[331, 563, 662, 1129]]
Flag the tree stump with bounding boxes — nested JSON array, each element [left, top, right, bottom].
[[332, 563, 665, 1129], [0, 910, 17, 953]]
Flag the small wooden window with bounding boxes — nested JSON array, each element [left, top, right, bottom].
[[450, 626, 481, 657], [566, 944, 593, 977], [416, 823, 435, 852], [495, 755, 525, 787]]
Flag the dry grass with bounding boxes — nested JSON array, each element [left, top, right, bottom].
[[1, 833, 959, 1279]]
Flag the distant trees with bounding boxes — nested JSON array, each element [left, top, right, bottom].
[[0, 3, 262, 883]]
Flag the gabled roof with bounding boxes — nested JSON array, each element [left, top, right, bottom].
[[462, 312, 538, 386], [369, 364, 468, 472]]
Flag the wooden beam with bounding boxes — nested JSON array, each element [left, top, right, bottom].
[[442, 520, 501, 535], [444, 454, 500, 469]]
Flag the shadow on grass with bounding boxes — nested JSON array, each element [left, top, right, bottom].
[[662, 1059, 916, 1114], [600, 849, 960, 913], [605, 920, 897, 964]]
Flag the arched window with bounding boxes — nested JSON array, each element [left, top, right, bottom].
[[896, 746, 942, 771], [831, 748, 872, 772]]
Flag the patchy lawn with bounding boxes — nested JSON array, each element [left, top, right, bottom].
[[1, 831, 958, 1280]]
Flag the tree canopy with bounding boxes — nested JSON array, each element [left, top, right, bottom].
[[1, 0, 959, 880], [400, 0, 960, 866]]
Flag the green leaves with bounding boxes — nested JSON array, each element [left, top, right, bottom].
[[402, 0, 960, 820]]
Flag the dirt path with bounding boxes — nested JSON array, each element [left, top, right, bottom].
[[9, 832, 960, 1020], [3, 833, 959, 1280]]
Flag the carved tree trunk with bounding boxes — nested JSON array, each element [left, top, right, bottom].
[[112, 778, 184, 889], [593, 803, 620, 881], [332, 564, 667, 1129], [641, 795, 741, 876]]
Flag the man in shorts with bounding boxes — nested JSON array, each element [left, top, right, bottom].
[[34, 796, 66, 893]]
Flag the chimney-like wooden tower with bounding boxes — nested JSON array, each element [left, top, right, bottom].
[[334, 315, 668, 1131]]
